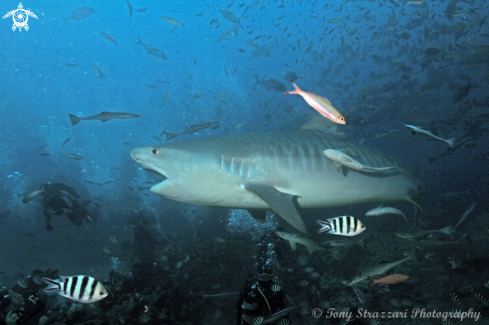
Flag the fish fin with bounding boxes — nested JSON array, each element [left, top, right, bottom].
[[446, 138, 456, 148], [317, 95, 332, 105], [316, 220, 331, 233], [411, 130, 416, 135], [367, 276, 375, 287], [162, 132, 177, 141], [246, 209, 267, 223], [333, 162, 342, 173], [68, 114, 80, 126], [440, 225, 453, 236], [284, 79, 300, 95], [407, 198, 423, 212], [244, 183, 307, 233], [299, 113, 348, 139], [288, 240, 297, 251], [307, 246, 314, 255], [136, 35, 142, 44], [42, 277, 61, 291], [284, 79, 301, 95]]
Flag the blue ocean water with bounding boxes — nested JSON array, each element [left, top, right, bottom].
[[0, 0, 488, 324]]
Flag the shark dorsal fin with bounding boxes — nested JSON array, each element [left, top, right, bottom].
[[299, 113, 348, 139]]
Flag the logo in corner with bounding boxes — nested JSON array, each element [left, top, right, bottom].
[[3, 3, 38, 32]]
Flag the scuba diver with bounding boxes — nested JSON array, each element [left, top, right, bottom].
[[38, 180, 95, 231], [236, 266, 288, 325], [0, 290, 46, 325]]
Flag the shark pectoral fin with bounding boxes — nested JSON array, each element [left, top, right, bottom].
[[244, 183, 307, 233], [289, 240, 297, 251], [333, 162, 342, 173], [246, 209, 267, 223]]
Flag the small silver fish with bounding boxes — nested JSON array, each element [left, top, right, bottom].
[[395, 225, 452, 239], [365, 205, 409, 225], [404, 125, 456, 147], [22, 190, 45, 204], [324, 149, 398, 174]]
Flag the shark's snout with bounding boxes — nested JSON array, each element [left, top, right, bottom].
[[130, 147, 153, 171], [130, 147, 169, 183], [130, 148, 139, 162]]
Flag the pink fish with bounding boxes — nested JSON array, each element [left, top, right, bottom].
[[285, 80, 345, 125], [367, 274, 409, 287]]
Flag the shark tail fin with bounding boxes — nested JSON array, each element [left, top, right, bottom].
[[136, 35, 142, 44], [446, 138, 456, 148], [440, 225, 453, 236], [68, 114, 81, 125], [163, 132, 177, 141]]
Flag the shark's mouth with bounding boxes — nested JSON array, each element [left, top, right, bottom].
[[132, 155, 169, 189], [143, 166, 168, 192]]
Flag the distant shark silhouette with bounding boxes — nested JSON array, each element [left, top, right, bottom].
[[131, 114, 425, 233]]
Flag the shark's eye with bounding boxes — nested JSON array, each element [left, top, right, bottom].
[[152, 149, 158, 154]]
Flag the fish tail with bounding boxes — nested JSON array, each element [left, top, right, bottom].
[[68, 114, 81, 125], [440, 225, 453, 236], [42, 277, 61, 292], [284, 79, 301, 95], [136, 35, 142, 44], [316, 220, 331, 233], [367, 276, 376, 287], [446, 138, 456, 148], [162, 132, 177, 141]]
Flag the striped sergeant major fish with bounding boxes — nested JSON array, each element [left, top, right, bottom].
[[317, 216, 366, 236], [131, 114, 425, 234], [42, 275, 108, 303]]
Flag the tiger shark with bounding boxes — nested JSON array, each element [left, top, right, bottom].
[[130, 115, 425, 233]]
